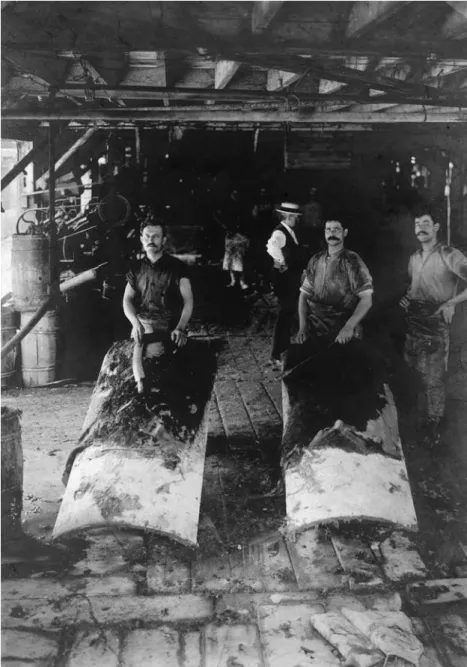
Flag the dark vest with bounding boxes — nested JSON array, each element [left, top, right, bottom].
[[274, 223, 301, 269]]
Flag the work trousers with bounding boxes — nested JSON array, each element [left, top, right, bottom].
[[404, 329, 449, 422]]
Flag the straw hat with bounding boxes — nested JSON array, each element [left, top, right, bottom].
[[276, 202, 302, 215]]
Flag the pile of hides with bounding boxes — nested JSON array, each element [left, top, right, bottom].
[[63, 339, 217, 481], [281, 338, 393, 469], [310, 605, 424, 666]]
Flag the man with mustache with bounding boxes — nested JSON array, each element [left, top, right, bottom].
[[400, 204, 467, 445], [123, 218, 193, 351], [297, 219, 373, 345]]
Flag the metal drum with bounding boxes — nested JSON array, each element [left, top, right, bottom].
[[12, 234, 51, 312]]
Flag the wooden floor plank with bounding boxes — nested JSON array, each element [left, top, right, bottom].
[[194, 533, 298, 594], [262, 381, 283, 419], [237, 382, 283, 444], [228, 336, 263, 379], [146, 542, 192, 594], [204, 624, 264, 667], [374, 532, 427, 582], [407, 578, 467, 606], [215, 380, 256, 445], [411, 617, 446, 667], [229, 533, 298, 593], [258, 603, 340, 667], [425, 614, 467, 667], [330, 534, 384, 587], [207, 393, 226, 439], [286, 528, 344, 591]]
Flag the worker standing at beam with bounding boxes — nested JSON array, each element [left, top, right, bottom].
[[123, 218, 194, 391], [297, 219, 374, 345], [400, 203, 467, 447], [266, 201, 304, 366]]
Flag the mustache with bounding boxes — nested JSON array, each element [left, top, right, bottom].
[[326, 236, 340, 241], [416, 231, 428, 235]]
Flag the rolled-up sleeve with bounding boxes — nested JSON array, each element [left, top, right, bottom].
[[126, 265, 137, 289], [352, 256, 374, 295], [300, 257, 317, 297], [266, 230, 286, 264], [443, 247, 467, 284]]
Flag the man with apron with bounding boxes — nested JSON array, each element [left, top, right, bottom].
[[400, 206, 467, 446], [297, 219, 374, 346]]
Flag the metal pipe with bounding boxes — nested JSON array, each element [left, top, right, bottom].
[[3, 110, 467, 123]]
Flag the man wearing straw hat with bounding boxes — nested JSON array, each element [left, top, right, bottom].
[[266, 201, 304, 365]]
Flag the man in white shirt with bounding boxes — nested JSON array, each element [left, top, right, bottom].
[[266, 202, 303, 364]]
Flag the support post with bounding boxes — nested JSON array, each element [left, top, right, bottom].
[[48, 123, 59, 297]]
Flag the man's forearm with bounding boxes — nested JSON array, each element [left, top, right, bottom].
[[446, 286, 467, 308], [298, 292, 308, 329], [347, 293, 372, 328], [175, 300, 193, 332], [123, 298, 140, 326]]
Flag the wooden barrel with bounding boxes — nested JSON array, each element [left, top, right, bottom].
[[20, 309, 60, 387], [1, 406, 23, 540], [1, 307, 18, 388], [12, 234, 51, 312]]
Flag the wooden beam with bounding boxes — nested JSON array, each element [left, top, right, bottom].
[[347, 1, 411, 38], [7, 78, 467, 108], [267, 70, 301, 91], [215, 60, 241, 89], [70, 55, 127, 107], [36, 126, 98, 189], [5, 109, 467, 124], [251, 1, 284, 34]]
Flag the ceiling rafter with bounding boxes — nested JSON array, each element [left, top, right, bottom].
[[215, 60, 241, 89], [443, 1, 467, 39], [346, 1, 412, 38], [251, 1, 285, 34], [267, 70, 302, 91]]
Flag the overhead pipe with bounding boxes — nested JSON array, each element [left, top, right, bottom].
[[2, 110, 467, 123]]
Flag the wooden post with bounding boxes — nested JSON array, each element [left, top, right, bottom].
[[48, 123, 60, 297]]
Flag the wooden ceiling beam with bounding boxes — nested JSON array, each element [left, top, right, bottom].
[[215, 60, 241, 89], [6, 81, 466, 108], [251, 1, 285, 34], [346, 1, 412, 38], [36, 126, 99, 189], [4, 109, 466, 124]]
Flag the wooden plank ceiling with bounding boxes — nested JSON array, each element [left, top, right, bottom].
[[2, 0, 467, 131]]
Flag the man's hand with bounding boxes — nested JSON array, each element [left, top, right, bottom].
[[399, 295, 410, 311], [171, 328, 188, 347], [273, 261, 288, 273], [335, 322, 355, 344], [435, 302, 455, 324], [131, 319, 145, 346], [296, 326, 308, 344]]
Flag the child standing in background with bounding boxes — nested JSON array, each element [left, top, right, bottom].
[[223, 225, 250, 290]]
